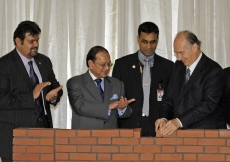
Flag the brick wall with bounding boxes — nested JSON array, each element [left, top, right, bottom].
[[13, 128, 230, 161]]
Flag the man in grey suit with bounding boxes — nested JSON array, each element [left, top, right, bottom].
[[67, 46, 135, 129]]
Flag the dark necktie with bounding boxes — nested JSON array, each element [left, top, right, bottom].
[[28, 61, 45, 121], [94, 78, 104, 101], [185, 68, 190, 85], [142, 58, 151, 116]]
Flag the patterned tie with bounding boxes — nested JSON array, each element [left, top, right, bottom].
[[142, 58, 151, 116], [185, 68, 190, 85], [94, 79, 104, 101], [28, 61, 45, 121]]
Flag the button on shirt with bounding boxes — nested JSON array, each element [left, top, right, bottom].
[[88, 69, 126, 116]]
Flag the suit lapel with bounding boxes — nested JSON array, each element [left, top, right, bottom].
[[84, 71, 104, 101], [150, 55, 161, 87], [104, 77, 112, 101], [180, 54, 206, 98], [130, 52, 143, 89], [12, 49, 33, 91], [34, 56, 47, 82]]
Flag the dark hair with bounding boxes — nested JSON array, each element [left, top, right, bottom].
[[138, 22, 159, 37], [13, 20, 41, 46], [178, 30, 202, 49], [86, 46, 109, 67]]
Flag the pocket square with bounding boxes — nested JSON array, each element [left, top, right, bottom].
[[110, 94, 118, 100]]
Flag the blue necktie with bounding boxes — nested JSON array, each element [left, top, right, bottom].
[[28, 61, 45, 121], [94, 79, 104, 101], [185, 68, 190, 85]]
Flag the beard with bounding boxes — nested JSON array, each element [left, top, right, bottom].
[[28, 47, 38, 58]]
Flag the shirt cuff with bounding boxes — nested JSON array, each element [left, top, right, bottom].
[[118, 107, 127, 116]]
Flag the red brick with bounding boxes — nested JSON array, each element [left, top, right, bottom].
[[98, 137, 111, 144], [13, 138, 39, 145], [56, 145, 77, 152], [56, 138, 69, 144], [70, 137, 96, 144], [120, 129, 134, 137], [198, 138, 225, 145], [162, 146, 175, 152], [55, 153, 69, 160], [92, 146, 118, 153], [177, 146, 203, 152], [220, 146, 230, 153], [27, 146, 54, 153], [120, 146, 133, 152], [226, 155, 230, 161], [198, 154, 225, 161], [227, 139, 230, 146], [156, 130, 162, 137], [112, 138, 138, 145], [177, 130, 204, 137], [56, 129, 76, 137], [13, 128, 27, 136], [78, 146, 91, 152], [41, 154, 54, 160], [77, 130, 91, 137], [219, 130, 230, 137], [98, 154, 111, 160], [156, 138, 183, 145], [70, 153, 96, 160], [134, 146, 160, 153], [92, 129, 119, 137], [184, 138, 197, 145], [27, 129, 54, 137], [205, 146, 218, 153], [112, 154, 139, 160], [140, 154, 154, 160], [184, 154, 197, 161], [40, 138, 53, 145], [155, 154, 182, 160], [13, 146, 26, 153], [133, 128, 141, 138], [205, 130, 219, 137], [13, 153, 39, 161], [140, 137, 154, 145]]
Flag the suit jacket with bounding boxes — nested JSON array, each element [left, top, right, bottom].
[[224, 67, 230, 125], [160, 53, 226, 129], [112, 52, 174, 136], [67, 70, 132, 129], [0, 48, 63, 159]]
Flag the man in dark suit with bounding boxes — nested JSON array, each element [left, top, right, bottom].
[[112, 22, 174, 136], [155, 30, 226, 136], [0, 21, 63, 162], [67, 46, 134, 129], [224, 67, 230, 128]]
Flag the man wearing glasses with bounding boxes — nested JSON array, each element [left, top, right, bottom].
[[67, 46, 135, 129]]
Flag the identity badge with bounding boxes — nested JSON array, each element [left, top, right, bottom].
[[157, 89, 164, 101]]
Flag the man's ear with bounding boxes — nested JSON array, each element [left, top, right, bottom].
[[15, 38, 22, 46], [88, 60, 94, 69], [192, 43, 198, 52]]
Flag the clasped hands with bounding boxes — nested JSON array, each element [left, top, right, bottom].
[[155, 118, 181, 136], [109, 96, 135, 110], [33, 82, 63, 102]]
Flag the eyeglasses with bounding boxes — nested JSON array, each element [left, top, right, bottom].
[[93, 61, 113, 67]]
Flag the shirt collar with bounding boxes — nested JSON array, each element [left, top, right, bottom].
[[88, 69, 104, 81], [138, 50, 154, 67], [187, 52, 202, 75], [16, 48, 35, 66]]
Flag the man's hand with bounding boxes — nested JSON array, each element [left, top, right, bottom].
[[117, 96, 135, 109], [159, 118, 181, 136], [46, 85, 63, 101], [109, 101, 119, 110], [155, 118, 167, 132], [33, 82, 51, 99]]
